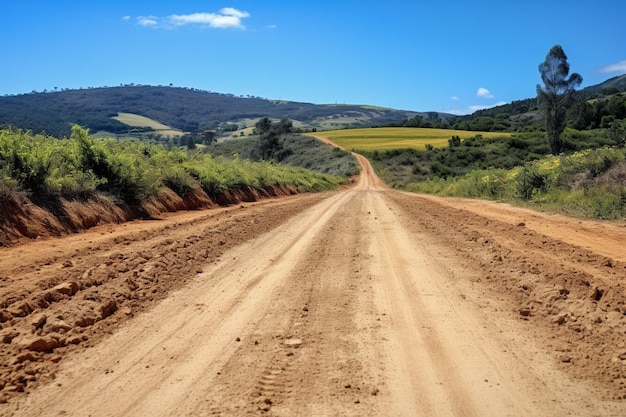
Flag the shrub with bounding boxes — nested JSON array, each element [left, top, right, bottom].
[[515, 165, 547, 200]]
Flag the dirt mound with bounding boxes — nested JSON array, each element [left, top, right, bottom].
[[214, 184, 298, 205]]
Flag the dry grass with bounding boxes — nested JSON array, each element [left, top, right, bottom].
[[113, 112, 185, 137]]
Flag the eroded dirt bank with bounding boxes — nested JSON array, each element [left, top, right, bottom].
[[0, 184, 297, 247], [0, 154, 625, 416]]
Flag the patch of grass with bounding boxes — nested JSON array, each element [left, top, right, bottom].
[[315, 127, 511, 151], [113, 112, 185, 137]]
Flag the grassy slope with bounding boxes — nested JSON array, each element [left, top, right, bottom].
[[0, 86, 420, 137], [315, 125, 625, 219], [112, 112, 185, 137]]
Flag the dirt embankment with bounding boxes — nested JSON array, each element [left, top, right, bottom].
[[0, 184, 298, 247]]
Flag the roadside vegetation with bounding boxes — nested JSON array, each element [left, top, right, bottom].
[[406, 145, 626, 219], [0, 125, 348, 208], [1, 45, 624, 221]]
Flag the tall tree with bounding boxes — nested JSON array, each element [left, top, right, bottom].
[[537, 45, 583, 155]]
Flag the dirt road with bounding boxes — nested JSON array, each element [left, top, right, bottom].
[[2, 151, 626, 416]]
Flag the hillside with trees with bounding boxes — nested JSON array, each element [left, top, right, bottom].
[[2, 75, 624, 140], [0, 86, 432, 138], [452, 74, 626, 133]]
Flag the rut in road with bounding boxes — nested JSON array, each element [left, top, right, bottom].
[[9, 157, 626, 417]]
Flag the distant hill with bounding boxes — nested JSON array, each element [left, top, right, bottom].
[[578, 74, 626, 98], [460, 74, 626, 131], [2, 75, 624, 137], [0, 86, 448, 137], [471, 74, 626, 117]]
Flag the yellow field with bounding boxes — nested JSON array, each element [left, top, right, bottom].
[[112, 112, 185, 137], [313, 127, 511, 151]]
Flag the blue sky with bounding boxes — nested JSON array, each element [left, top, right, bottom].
[[1, 1, 625, 115]]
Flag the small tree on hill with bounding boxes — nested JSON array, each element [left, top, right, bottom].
[[254, 117, 272, 137], [537, 45, 583, 155], [254, 117, 293, 160]]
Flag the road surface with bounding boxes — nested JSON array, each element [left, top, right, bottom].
[[2, 151, 626, 416]]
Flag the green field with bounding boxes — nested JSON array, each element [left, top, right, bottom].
[[314, 127, 511, 151]]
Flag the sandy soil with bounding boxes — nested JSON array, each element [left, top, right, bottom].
[[1, 149, 626, 416]]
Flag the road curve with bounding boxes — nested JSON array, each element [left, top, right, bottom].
[[6, 148, 626, 416]]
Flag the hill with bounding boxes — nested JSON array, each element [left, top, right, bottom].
[[578, 74, 626, 98], [455, 74, 626, 132], [2, 75, 624, 138], [0, 86, 447, 137]]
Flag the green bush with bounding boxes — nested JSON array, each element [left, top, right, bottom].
[[515, 165, 548, 200]]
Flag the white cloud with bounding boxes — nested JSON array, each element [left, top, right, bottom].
[[219, 7, 250, 19], [137, 16, 158, 27], [133, 8, 250, 30], [451, 96, 459, 101], [123, 16, 131, 21], [599, 59, 626, 74], [476, 87, 494, 99]]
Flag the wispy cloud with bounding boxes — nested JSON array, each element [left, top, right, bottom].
[[599, 59, 626, 74], [476, 87, 494, 99], [133, 8, 250, 30], [137, 16, 159, 27]]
